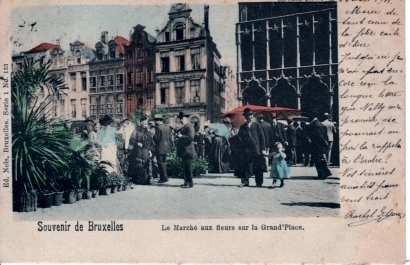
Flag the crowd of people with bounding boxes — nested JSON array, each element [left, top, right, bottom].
[[83, 108, 338, 189]]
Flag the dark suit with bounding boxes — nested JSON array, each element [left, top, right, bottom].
[[259, 119, 272, 170], [286, 123, 297, 165], [306, 119, 331, 179], [176, 123, 196, 186], [271, 121, 287, 146], [154, 124, 172, 181], [238, 119, 266, 186], [259, 120, 272, 151]]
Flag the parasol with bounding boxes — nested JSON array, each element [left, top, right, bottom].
[[207, 123, 231, 139]]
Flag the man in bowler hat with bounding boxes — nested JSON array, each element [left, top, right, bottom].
[[175, 112, 196, 188], [153, 114, 172, 183], [306, 111, 332, 179], [237, 108, 267, 187]]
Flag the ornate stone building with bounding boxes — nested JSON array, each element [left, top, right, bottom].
[[155, 3, 227, 128], [89, 32, 129, 122], [124, 24, 156, 116], [236, 2, 338, 119]]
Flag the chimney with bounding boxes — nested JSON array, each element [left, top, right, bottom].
[[101, 31, 108, 44], [204, 5, 209, 32]]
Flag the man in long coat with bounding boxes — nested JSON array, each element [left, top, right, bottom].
[[270, 113, 287, 146], [176, 112, 196, 188], [258, 116, 272, 171], [237, 108, 267, 187], [286, 118, 297, 165], [153, 114, 172, 184], [306, 111, 332, 179]]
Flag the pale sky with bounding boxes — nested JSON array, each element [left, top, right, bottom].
[[11, 4, 238, 69]]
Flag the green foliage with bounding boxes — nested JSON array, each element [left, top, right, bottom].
[[89, 162, 110, 190], [105, 172, 124, 187], [166, 140, 209, 177], [66, 135, 99, 190], [12, 59, 71, 194], [166, 142, 183, 178], [129, 106, 147, 126], [192, 156, 210, 175], [150, 107, 170, 120]]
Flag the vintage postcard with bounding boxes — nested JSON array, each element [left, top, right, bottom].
[[0, 0, 405, 263]]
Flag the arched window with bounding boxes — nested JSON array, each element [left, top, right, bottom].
[[174, 23, 185, 40]]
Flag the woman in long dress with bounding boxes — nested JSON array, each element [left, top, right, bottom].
[[127, 119, 154, 185], [97, 115, 118, 174]]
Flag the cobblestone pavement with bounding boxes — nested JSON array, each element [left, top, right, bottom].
[[14, 165, 340, 221]]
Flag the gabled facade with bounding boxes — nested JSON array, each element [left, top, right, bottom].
[[89, 32, 129, 122], [66, 40, 96, 121], [124, 24, 156, 117], [155, 3, 227, 128]]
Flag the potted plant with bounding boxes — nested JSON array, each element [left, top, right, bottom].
[[90, 163, 108, 198], [12, 59, 70, 212], [37, 190, 54, 208], [192, 156, 209, 177], [108, 173, 118, 194], [66, 135, 99, 201], [166, 142, 183, 178]]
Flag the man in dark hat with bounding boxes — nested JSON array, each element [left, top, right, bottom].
[[286, 118, 297, 165], [306, 111, 332, 179], [175, 112, 196, 188], [270, 113, 287, 146], [237, 108, 267, 187], [153, 114, 172, 183]]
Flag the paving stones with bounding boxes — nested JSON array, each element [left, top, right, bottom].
[[15, 166, 340, 221]]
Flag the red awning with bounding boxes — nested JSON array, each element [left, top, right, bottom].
[[221, 104, 303, 128]]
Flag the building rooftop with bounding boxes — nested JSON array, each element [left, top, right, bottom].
[[26, 42, 60, 53]]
